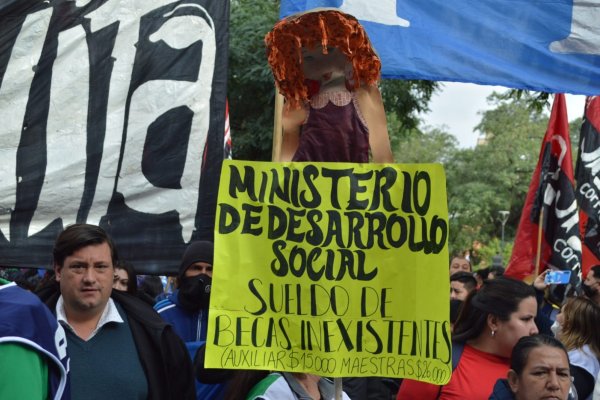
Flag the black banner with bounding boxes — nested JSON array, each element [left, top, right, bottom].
[[575, 97, 600, 272], [0, 0, 229, 274]]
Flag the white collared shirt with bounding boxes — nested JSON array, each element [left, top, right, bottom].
[[56, 296, 124, 341]]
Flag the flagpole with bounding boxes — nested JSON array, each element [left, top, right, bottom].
[[271, 89, 284, 161], [534, 207, 544, 278], [334, 377, 342, 400]]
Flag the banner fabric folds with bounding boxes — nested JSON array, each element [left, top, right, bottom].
[[506, 94, 582, 289], [206, 160, 451, 382], [0, 0, 229, 274], [280, 0, 600, 95], [575, 97, 600, 277]]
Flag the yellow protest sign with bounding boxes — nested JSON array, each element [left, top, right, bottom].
[[206, 160, 451, 384]]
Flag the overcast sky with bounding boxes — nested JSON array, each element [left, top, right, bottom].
[[421, 82, 587, 149]]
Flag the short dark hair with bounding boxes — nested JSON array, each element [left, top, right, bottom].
[[489, 265, 505, 278], [450, 271, 477, 292], [453, 276, 536, 343], [139, 276, 164, 299], [510, 334, 568, 376], [53, 224, 117, 268], [474, 267, 489, 281], [590, 265, 600, 280]]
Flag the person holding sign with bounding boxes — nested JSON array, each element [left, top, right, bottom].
[[397, 277, 539, 399], [265, 9, 393, 163]]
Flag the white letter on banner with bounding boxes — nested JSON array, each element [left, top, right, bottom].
[[580, 139, 600, 176], [554, 195, 579, 234], [550, 0, 600, 55], [82, 0, 157, 225], [28, 26, 90, 237], [118, 5, 215, 241], [0, 8, 52, 241], [339, 0, 410, 27]]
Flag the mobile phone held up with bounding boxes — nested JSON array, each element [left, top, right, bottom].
[[544, 270, 572, 285]]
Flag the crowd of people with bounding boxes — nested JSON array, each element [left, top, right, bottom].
[[435, 255, 600, 400], [2, 229, 600, 400]]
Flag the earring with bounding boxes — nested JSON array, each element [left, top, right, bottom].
[[491, 330, 496, 337]]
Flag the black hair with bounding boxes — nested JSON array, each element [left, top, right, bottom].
[[510, 334, 568, 376], [139, 276, 164, 299], [474, 267, 489, 281], [450, 299, 463, 324], [53, 224, 117, 268], [488, 265, 505, 278], [114, 261, 138, 294], [450, 271, 477, 292], [223, 370, 269, 400], [590, 265, 600, 280], [453, 276, 535, 343]]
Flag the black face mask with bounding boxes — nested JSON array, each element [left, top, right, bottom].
[[178, 274, 211, 312], [582, 283, 598, 299]]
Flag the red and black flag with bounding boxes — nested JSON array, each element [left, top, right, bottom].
[[506, 94, 582, 289], [575, 97, 600, 277]]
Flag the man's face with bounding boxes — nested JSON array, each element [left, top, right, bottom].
[[450, 281, 470, 301], [449, 257, 471, 275], [55, 242, 114, 318], [185, 261, 213, 278]]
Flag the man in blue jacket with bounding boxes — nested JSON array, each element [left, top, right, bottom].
[[155, 240, 225, 399]]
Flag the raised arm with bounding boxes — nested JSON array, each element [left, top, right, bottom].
[[355, 84, 394, 163], [276, 106, 307, 162]]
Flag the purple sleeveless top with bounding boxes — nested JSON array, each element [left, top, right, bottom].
[[292, 91, 369, 163]]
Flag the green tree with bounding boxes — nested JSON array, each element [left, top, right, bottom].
[[393, 126, 458, 163], [228, 0, 280, 161], [445, 93, 550, 263], [228, 0, 441, 160], [380, 79, 440, 140]]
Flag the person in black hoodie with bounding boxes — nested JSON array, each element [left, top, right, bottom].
[[37, 223, 195, 400]]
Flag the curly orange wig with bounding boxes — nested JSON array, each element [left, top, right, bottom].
[[265, 9, 381, 109]]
